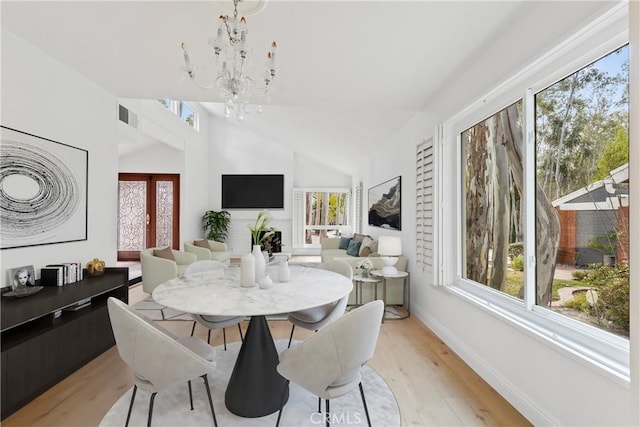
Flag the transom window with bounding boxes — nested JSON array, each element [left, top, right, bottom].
[[158, 99, 199, 130]]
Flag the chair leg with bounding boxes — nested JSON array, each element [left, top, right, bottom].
[[275, 380, 290, 427], [188, 380, 194, 410], [223, 327, 227, 350], [359, 382, 372, 427], [237, 323, 244, 342], [325, 399, 330, 427], [125, 385, 137, 427], [191, 321, 196, 336], [147, 392, 157, 427], [287, 324, 295, 348], [207, 329, 211, 345], [202, 374, 218, 427]]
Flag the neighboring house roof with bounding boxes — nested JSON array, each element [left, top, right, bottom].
[[552, 163, 629, 211]]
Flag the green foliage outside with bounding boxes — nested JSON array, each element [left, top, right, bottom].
[[563, 292, 590, 311], [572, 270, 589, 281], [594, 127, 629, 180], [508, 242, 524, 259], [580, 263, 629, 333], [511, 254, 525, 271], [587, 230, 617, 255]]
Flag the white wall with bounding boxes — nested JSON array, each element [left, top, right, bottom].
[[117, 99, 211, 245], [1, 27, 119, 283], [208, 116, 353, 254], [363, 6, 638, 426]]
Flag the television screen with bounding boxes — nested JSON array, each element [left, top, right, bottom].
[[222, 174, 284, 209]]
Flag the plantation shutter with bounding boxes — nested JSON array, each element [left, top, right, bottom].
[[416, 135, 439, 284], [292, 188, 305, 248], [353, 182, 362, 234]]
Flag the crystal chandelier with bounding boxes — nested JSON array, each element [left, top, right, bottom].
[[181, 0, 278, 121]]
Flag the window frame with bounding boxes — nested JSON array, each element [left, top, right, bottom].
[[443, 6, 630, 383]]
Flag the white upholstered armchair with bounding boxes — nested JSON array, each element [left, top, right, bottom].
[[140, 247, 197, 294], [184, 239, 231, 266], [276, 300, 384, 427], [107, 297, 218, 427]]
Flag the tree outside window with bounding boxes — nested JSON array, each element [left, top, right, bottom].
[[461, 45, 629, 337]]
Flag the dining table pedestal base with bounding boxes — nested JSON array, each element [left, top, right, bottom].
[[224, 315, 289, 417]]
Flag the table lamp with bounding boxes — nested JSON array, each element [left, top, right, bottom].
[[378, 236, 402, 275]]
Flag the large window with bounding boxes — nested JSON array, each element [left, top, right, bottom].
[[535, 45, 629, 337], [462, 101, 525, 300], [461, 45, 629, 339], [302, 190, 349, 246]]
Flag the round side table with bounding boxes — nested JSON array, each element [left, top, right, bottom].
[[352, 274, 382, 306], [369, 269, 410, 322]]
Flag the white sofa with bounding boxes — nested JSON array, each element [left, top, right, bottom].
[[184, 239, 231, 266], [140, 247, 197, 294], [320, 236, 407, 305]]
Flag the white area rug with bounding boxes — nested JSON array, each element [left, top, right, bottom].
[[100, 340, 400, 427]]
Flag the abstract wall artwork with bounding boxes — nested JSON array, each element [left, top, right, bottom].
[[368, 176, 401, 231], [0, 126, 88, 249]]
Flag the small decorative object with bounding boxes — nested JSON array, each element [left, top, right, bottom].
[[240, 254, 256, 287], [278, 261, 291, 282], [3, 286, 43, 298], [258, 275, 274, 289], [86, 258, 105, 276], [8, 265, 36, 290], [355, 259, 373, 278], [252, 245, 266, 281]]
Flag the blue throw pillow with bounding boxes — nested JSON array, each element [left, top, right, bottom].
[[339, 237, 352, 250], [346, 240, 362, 256]]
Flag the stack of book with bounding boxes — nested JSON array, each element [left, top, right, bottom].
[[40, 262, 84, 286]]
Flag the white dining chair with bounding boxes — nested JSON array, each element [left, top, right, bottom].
[[107, 297, 218, 427], [184, 260, 244, 350], [287, 260, 352, 348], [276, 300, 384, 427]]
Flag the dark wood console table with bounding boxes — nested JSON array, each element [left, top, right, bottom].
[[1, 267, 128, 419]]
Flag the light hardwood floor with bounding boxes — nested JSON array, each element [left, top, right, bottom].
[[3, 284, 531, 426]]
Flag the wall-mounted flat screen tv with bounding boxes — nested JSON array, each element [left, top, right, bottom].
[[222, 174, 284, 209]]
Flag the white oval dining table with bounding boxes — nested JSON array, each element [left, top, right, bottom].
[[152, 264, 353, 418]]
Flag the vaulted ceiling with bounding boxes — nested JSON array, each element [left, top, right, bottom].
[[1, 1, 617, 173]]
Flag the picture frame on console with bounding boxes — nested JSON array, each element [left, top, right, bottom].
[[368, 176, 401, 231], [8, 265, 36, 290], [0, 126, 88, 249]]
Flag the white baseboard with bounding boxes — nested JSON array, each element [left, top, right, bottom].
[[411, 303, 559, 426]]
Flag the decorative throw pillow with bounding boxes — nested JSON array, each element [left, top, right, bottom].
[[153, 247, 175, 261], [359, 246, 372, 257], [351, 233, 366, 243], [338, 237, 352, 250], [346, 240, 362, 257], [359, 236, 374, 256], [193, 239, 211, 249]]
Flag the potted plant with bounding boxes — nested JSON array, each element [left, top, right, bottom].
[[202, 210, 231, 242], [248, 210, 276, 247]]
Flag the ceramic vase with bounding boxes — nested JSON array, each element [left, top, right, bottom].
[[252, 245, 266, 280], [278, 261, 291, 282]]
